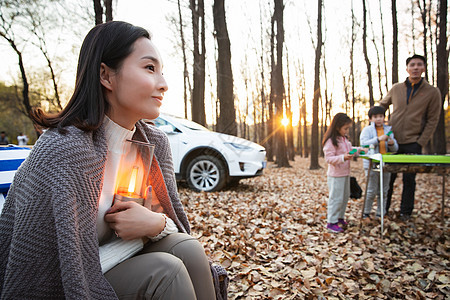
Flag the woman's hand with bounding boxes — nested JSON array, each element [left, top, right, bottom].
[[104, 200, 165, 240]]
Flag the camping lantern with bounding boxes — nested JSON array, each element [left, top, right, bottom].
[[113, 139, 154, 206]]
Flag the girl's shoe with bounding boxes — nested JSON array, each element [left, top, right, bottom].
[[338, 219, 348, 227], [327, 223, 344, 233]]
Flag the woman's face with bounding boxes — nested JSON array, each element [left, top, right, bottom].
[[102, 37, 168, 130], [338, 122, 351, 137]]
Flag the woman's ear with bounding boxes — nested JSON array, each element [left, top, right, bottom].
[[100, 63, 113, 91]]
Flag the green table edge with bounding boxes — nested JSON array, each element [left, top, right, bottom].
[[361, 154, 450, 164]]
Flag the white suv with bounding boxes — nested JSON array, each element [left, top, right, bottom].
[[151, 114, 267, 192]]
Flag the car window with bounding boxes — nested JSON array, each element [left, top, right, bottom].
[[152, 117, 183, 133], [153, 117, 171, 128]]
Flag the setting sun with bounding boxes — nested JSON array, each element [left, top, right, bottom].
[[281, 117, 289, 127]]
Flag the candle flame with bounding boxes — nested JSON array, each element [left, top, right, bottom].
[[128, 166, 139, 193]]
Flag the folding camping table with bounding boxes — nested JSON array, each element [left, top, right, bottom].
[[361, 154, 450, 236]]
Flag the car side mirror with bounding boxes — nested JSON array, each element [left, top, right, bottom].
[[159, 125, 175, 134]]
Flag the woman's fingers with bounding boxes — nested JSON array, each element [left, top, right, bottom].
[[107, 199, 133, 214]]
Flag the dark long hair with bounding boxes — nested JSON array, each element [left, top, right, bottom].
[[31, 21, 151, 132], [322, 113, 352, 147]]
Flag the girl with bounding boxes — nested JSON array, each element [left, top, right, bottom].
[[0, 21, 220, 299], [322, 113, 358, 233]]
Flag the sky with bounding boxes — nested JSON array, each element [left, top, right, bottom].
[[0, 0, 443, 126]]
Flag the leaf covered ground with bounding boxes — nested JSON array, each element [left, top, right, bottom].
[[179, 157, 449, 299]]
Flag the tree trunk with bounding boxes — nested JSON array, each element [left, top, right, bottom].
[[298, 103, 303, 156], [350, 1, 356, 146], [297, 62, 308, 158], [104, 0, 113, 22], [343, 75, 349, 114], [273, 0, 289, 167], [302, 92, 308, 158], [362, 0, 374, 106], [258, 2, 266, 146], [378, 0, 389, 92], [266, 13, 276, 162], [428, 0, 435, 85], [411, 0, 416, 53], [93, 0, 112, 25], [190, 0, 206, 126], [433, 0, 447, 153], [213, 0, 236, 135], [285, 50, 295, 160], [310, 0, 322, 170], [392, 0, 399, 84], [418, 0, 429, 81], [369, 8, 384, 100], [177, 0, 190, 119], [94, 0, 103, 25], [252, 89, 258, 142]]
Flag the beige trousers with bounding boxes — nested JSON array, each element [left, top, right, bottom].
[[104, 233, 216, 300]]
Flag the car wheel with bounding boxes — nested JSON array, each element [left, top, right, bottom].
[[186, 155, 227, 192]]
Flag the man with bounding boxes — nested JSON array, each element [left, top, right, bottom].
[[0, 131, 9, 145], [380, 54, 441, 221]]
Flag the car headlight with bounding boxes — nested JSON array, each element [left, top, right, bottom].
[[224, 142, 253, 151]]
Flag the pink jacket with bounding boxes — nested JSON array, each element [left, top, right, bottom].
[[323, 136, 352, 177]]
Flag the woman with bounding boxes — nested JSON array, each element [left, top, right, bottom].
[[0, 21, 217, 299]]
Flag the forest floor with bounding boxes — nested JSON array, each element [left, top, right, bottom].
[[179, 156, 449, 299]]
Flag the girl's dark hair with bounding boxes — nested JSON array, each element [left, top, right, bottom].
[[31, 21, 151, 132], [322, 113, 352, 147]]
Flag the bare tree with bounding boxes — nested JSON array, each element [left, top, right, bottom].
[[322, 50, 331, 134], [93, 0, 113, 25], [104, 0, 112, 22], [272, 0, 289, 167], [240, 56, 249, 139], [369, 7, 384, 99], [266, 9, 276, 162], [26, 8, 62, 111], [177, 0, 190, 119], [190, 0, 206, 126], [417, 0, 429, 81], [350, 0, 357, 145], [285, 48, 295, 161], [297, 62, 308, 158], [433, 0, 447, 153], [94, 0, 102, 25], [362, 0, 374, 106], [310, 0, 323, 170], [0, 8, 32, 125], [411, 0, 416, 52], [378, 0, 389, 91], [214, 0, 236, 135], [428, 0, 436, 85], [343, 74, 350, 115], [392, 0, 399, 84], [258, 1, 267, 147]]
